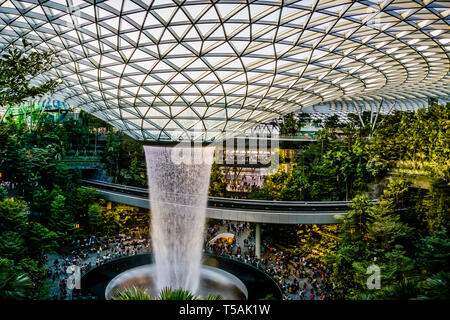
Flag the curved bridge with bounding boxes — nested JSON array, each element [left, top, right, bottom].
[[82, 179, 353, 224]]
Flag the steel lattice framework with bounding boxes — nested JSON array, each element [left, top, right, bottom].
[[0, 0, 449, 142]]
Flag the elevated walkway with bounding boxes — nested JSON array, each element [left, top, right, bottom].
[[230, 134, 317, 143], [82, 180, 352, 225]]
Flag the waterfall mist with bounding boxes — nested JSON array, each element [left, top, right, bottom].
[[144, 145, 214, 294]]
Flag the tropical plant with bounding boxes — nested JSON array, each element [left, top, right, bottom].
[[260, 294, 276, 300], [209, 162, 227, 197], [112, 287, 222, 300], [415, 272, 450, 300], [158, 287, 197, 300], [279, 113, 299, 135], [111, 287, 151, 300], [0, 258, 33, 300], [415, 229, 450, 274]]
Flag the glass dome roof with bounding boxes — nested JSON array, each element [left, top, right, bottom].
[[0, 0, 448, 141]]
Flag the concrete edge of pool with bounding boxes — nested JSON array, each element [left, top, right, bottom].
[[81, 253, 282, 300]]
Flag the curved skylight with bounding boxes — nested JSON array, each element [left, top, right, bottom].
[[0, 0, 448, 141]]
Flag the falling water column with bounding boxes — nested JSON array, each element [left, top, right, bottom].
[[144, 145, 214, 294]]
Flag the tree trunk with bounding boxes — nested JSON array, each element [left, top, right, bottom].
[[94, 128, 97, 155], [346, 182, 349, 201]]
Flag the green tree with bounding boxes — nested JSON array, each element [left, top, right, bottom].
[[0, 186, 7, 201], [120, 156, 146, 188], [279, 113, 299, 135], [101, 207, 123, 236], [0, 199, 29, 232], [380, 246, 414, 283], [0, 39, 59, 123], [209, 162, 227, 197], [0, 137, 29, 192], [341, 194, 372, 243], [87, 203, 103, 235], [73, 187, 99, 228], [366, 200, 411, 254], [0, 231, 25, 259], [16, 258, 47, 286], [280, 168, 309, 201], [100, 128, 147, 186], [327, 243, 370, 298], [248, 169, 289, 200], [49, 194, 74, 241], [24, 223, 58, 258], [104, 130, 126, 184], [415, 229, 450, 275]]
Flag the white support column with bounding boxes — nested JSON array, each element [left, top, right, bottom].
[[255, 223, 261, 259]]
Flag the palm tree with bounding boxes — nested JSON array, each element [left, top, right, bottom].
[[379, 280, 420, 300], [0, 258, 33, 300], [158, 287, 197, 300], [415, 272, 450, 300], [112, 286, 221, 300], [111, 287, 151, 300], [260, 294, 276, 300]]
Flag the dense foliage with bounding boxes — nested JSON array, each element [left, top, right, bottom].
[[0, 114, 152, 299], [0, 117, 101, 298], [0, 39, 59, 120], [103, 130, 146, 187], [369, 105, 450, 181], [209, 162, 228, 197], [328, 181, 449, 299], [253, 104, 450, 300], [250, 126, 382, 201]]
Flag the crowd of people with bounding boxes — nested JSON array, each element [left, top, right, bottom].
[[224, 171, 266, 194], [46, 221, 334, 300], [45, 235, 152, 299], [226, 182, 256, 193], [204, 220, 335, 300], [260, 246, 335, 300], [205, 221, 255, 258]]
